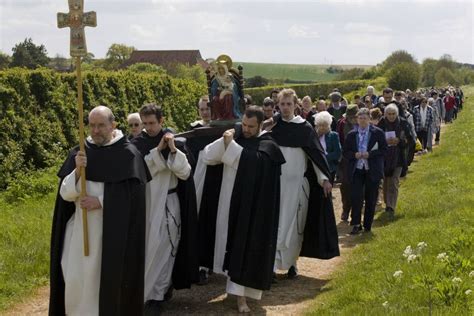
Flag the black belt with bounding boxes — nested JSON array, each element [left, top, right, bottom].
[[168, 188, 177, 195]]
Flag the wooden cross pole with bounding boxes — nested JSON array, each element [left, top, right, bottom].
[[57, 0, 97, 256]]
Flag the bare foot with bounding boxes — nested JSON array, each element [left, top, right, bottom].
[[237, 296, 250, 313]]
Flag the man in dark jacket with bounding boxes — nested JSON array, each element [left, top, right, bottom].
[[343, 108, 388, 234]]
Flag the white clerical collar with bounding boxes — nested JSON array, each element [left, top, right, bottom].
[[87, 129, 124, 146], [282, 115, 305, 124], [258, 130, 268, 137]]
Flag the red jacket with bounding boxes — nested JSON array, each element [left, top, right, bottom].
[[444, 96, 456, 111]]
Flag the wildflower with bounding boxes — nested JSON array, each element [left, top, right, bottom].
[[393, 270, 403, 278], [437, 252, 448, 261], [403, 246, 413, 258], [465, 289, 472, 296], [452, 277, 462, 284], [417, 241, 427, 250], [382, 301, 389, 308], [469, 271, 474, 278], [407, 254, 417, 263]]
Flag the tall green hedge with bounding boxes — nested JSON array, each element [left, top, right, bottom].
[[0, 68, 205, 189], [245, 78, 387, 104]]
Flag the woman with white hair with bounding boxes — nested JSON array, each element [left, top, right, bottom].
[[127, 112, 143, 139], [314, 111, 342, 183], [377, 103, 415, 216]]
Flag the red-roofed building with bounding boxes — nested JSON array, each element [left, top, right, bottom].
[[121, 50, 208, 70]]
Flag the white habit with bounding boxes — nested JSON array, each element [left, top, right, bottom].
[[200, 135, 263, 300], [274, 116, 328, 271], [60, 130, 123, 316], [144, 147, 191, 301]]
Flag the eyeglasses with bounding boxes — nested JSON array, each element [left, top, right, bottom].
[[129, 123, 140, 127]]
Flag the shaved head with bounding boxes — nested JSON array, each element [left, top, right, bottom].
[[89, 105, 115, 123], [88, 106, 116, 146]]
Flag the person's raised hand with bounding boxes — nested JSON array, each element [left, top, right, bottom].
[[223, 129, 235, 147]]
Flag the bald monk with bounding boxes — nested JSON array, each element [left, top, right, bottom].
[[49, 105, 151, 315]]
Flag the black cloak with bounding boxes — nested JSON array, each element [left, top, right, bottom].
[[131, 129, 199, 290], [49, 136, 150, 316], [270, 115, 340, 260], [222, 132, 286, 290]]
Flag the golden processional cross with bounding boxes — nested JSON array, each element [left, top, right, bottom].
[[57, 0, 97, 256]]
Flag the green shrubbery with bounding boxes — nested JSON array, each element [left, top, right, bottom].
[[0, 68, 205, 189], [245, 78, 387, 104]]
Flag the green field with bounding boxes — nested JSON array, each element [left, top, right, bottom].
[[308, 86, 474, 315], [236, 62, 372, 82]]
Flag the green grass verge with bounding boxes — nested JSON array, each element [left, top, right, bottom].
[[237, 62, 371, 82], [0, 168, 58, 311], [307, 86, 474, 315]]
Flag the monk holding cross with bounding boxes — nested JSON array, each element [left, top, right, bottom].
[[49, 2, 150, 315]]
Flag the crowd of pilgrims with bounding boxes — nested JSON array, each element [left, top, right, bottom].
[[49, 85, 464, 315]]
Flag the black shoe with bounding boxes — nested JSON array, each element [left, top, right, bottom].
[[364, 227, 371, 233], [287, 266, 298, 279], [144, 300, 162, 316], [197, 269, 209, 286], [386, 207, 395, 220], [164, 286, 173, 301], [350, 225, 362, 235], [341, 211, 349, 221], [272, 272, 278, 284]]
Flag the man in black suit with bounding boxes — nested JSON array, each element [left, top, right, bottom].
[[343, 108, 388, 234]]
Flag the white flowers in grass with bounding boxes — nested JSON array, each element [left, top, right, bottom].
[[393, 270, 403, 278], [451, 277, 462, 284], [469, 271, 474, 278], [437, 252, 448, 261], [407, 254, 417, 263], [417, 242, 427, 250], [403, 246, 413, 258], [382, 301, 389, 308], [466, 289, 472, 296]]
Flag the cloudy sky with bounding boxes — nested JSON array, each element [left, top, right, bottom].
[[0, 0, 473, 65]]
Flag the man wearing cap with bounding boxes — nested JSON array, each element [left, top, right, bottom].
[[328, 92, 347, 129]]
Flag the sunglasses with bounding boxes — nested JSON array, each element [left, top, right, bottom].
[[129, 123, 140, 127]]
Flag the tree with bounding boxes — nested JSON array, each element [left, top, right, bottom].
[[167, 64, 206, 84], [437, 54, 456, 71], [387, 62, 420, 91], [245, 75, 269, 88], [421, 58, 438, 87], [103, 43, 135, 70], [434, 67, 458, 86], [381, 50, 417, 74], [10, 38, 50, 69], [0, 52, 11, 70], [337, 68, 365, 81]]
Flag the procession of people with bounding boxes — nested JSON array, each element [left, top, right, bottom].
[[49, 83, 464, 315]]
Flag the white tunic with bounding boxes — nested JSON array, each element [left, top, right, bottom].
[[143, 147, 191, 301], [60, 130, 123, 316], [274, 116, 328, 271], [201, 136, 263, 300]]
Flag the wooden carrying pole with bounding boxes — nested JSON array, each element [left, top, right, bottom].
[[76, 56, 89, 256]]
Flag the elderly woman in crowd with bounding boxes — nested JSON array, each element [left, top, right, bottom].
[[314, 111, 342, 183], [127, 112, 143, 139], [413, 97, 434, 153], [377, 104, 415, 216]]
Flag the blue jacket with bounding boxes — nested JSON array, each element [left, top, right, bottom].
[[343, 125, 388, 182], [322, 131, 342, 173]]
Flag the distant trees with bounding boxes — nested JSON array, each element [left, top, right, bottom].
[[245, 75, 269, 88], [0, 52, 11, 70], [10, 38, 50, 69], [380, 50, 418, 74], [103, 43, 135, 69], [387, 62, 421, 91]]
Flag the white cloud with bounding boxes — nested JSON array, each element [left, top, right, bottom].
[[288, 25, 320, 39]]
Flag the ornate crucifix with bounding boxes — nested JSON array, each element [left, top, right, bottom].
[[57, 0, 97, 256]]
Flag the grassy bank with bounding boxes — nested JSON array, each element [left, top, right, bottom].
[[0, 168, 58, 310], [308, 86, 474, 315]]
